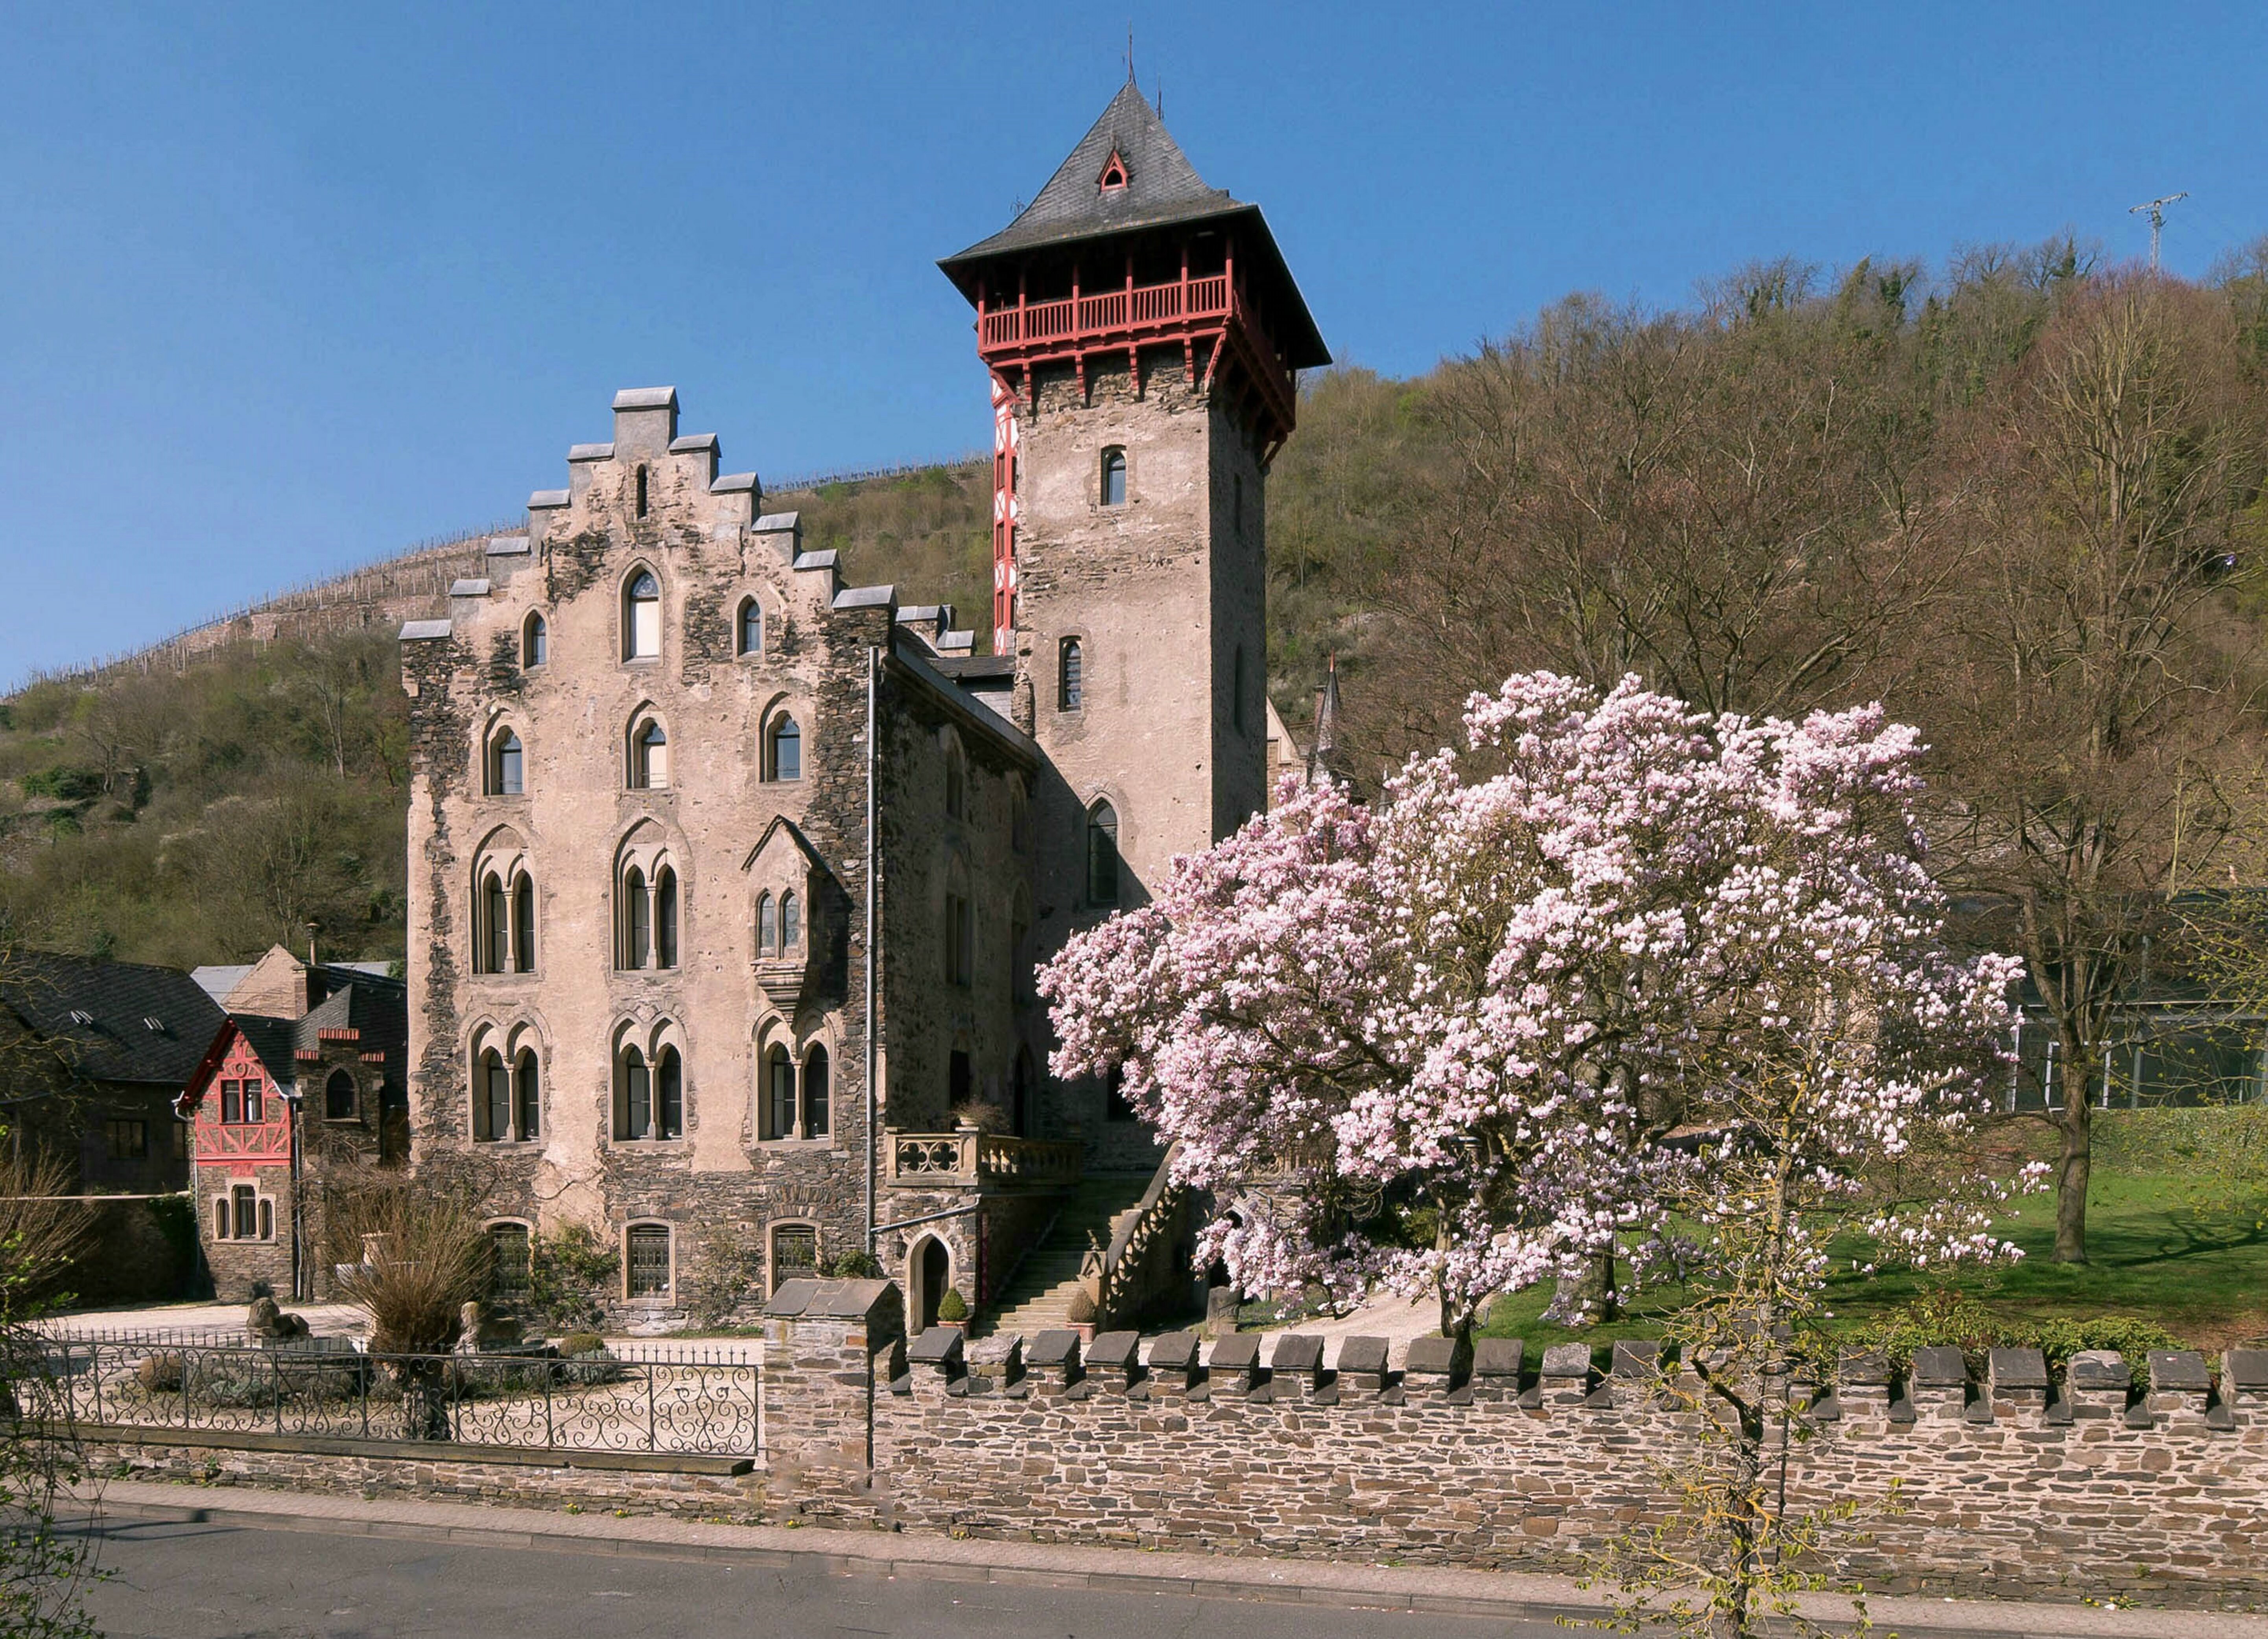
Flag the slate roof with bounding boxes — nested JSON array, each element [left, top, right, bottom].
[[939, 84, 1328, 371], [949, 83, 1239, 262], [0, 950, 227, 1088]]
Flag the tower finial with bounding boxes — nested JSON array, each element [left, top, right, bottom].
[[1126, 23, 1135, 84]]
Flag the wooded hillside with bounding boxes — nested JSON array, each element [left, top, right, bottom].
[[7, 234, 2268, 976]]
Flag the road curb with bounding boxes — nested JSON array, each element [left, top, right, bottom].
[[75, 1480, 2268, 1637]]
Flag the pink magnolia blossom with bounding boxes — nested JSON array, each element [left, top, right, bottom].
[[1039, 673, 2026, 1330]]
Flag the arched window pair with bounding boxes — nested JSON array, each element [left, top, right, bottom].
[[476, 869, 537, 974], [488, 729, 525, 796], [624, 569, 661, 660], [755, 890, 802, 958], [765, 713, 802, 782], [620, 864, 680, 971], [1086, 801, 1120, 906], [762, 1042, 830, 1140], [473, 1046, 541, 1142], [616, 1045, 684, 1140], [630, 715, 669, 790], [737, 598, 763, 657]]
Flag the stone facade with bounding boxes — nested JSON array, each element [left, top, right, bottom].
[[395, 90, 1324, 1326]]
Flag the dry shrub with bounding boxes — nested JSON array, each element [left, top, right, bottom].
[[322, 1153, 495, 1355], [0, 1147, 97, 1306]]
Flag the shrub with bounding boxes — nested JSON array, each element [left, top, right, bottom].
[[1850, 1289, 2192, 1387], [819, 1250, 883, 1279], [558, 1332, 605, 1359], [134, 1353, 183, 1392], [935, 1289, 969, 1324], [684, 1224, 762, 1329], [526, 1224, 619, 1333], [1066, 1288, 1098, 1325]]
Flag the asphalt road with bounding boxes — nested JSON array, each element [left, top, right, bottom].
[[72, 1516, 1553, 1639]]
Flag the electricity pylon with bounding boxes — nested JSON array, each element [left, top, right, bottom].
[[2129, 192, 2189, 270]]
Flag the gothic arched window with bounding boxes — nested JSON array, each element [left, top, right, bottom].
[[779, 889, 800, 953], [756, 891, 777, 956], [512, 873, 536, 972], [767, 715, 802, 782], [1058, 638, 1083, 711], [655, 867, 679, 970], [631, 719, 669, 789], [482, 873, 509, 974], [324, 1067, 355, 1121], [475, 1048, 511, 1142], [655, 1047, 684, 1139], [1086, 801, 1120, 906], [624, 569, 660, 659], [617, 1045, 651, 1138], [513, 1049, 540, 1141], [765, 1043, 797, 1140], [522, 613, 547, 668], [624, 867, 650, 969], [738, 599, 763, 657], [490, 729, 524, 796]]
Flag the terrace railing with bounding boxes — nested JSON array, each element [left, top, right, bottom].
[[884, 1127, 1083, 1189]]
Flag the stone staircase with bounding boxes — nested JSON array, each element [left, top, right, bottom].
[[983, 1173, 1154, 1335]]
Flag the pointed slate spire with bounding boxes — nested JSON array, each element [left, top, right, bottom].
[[1306, 654, 1345, 787], [946, 82, 1241, 262]]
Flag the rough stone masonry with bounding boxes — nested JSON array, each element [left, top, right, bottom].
[[756, 1280, 2268, 1608]]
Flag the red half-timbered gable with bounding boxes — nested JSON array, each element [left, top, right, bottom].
[[184, 1024, 293, 1171]]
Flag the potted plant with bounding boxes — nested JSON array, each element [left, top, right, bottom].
[[1066, 1286, 1099, 1344], [934, 1287, 969, 1335]]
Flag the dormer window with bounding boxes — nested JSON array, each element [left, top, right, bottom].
[[625, 570, 660, 659], [1097, 148, 1128, 192]]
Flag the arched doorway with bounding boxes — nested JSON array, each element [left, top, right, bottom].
[[909, 1236, 951, 1333]]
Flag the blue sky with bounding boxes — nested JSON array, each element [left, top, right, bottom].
[[4, 1, 2265, 683]]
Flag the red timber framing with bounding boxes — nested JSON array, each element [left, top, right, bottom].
[[972, 239, 1299, 650], [180, 1023, 293, 1170]]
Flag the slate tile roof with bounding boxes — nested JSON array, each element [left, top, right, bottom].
[[0, 950, 227, 1087]]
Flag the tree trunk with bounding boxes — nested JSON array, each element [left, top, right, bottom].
[[2054, 1087, 2092, 1264]]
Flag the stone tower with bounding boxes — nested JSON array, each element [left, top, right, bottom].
[[939, 84, 1328, 942]]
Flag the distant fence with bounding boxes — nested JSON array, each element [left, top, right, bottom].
[[766, 452, 986, 493], [18, 1335, 759, 1457]]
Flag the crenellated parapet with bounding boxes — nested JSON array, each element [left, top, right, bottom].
[[759, 1285, 2268, 1603]]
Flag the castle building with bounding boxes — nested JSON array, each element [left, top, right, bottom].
[[398, 84, 1325, 1330]]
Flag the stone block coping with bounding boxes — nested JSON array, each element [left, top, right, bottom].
[[447, 578, 491, 598], [668, 433, 718, 453], [1989, 1347, 2050, 1390], [1472, 1337, 1522, 1379], [567, 442, 614, 461], [1084, 1331, 1140, 1374], [2068, 1350, 2130, 1390], [528, 489, 569, 509], [709, 471, 759, 494], [763, 1276, 894, 1320], [1403, 1334, 1465, 1377], [833, 585, 895, 610], [753, 510, 800, 533], [793, 549, 839, 571], [612, 386, 677, 410], [1610, 1339, 1661, 1376], [484, 535, 530, 556], [2229, 1348, 2268, 1390], [905, 1327, 963, 1367], [1334, 1336, 1388, 1378], [1838, 1350, 1892, 1386], [1910, 1346, 1968, 1387], [398, 619, 453, 642], [1024, 1329, 1079, 1371], [1540, 1343, 1591, 1379], [1269, 1333, 1324, 1376], [2150, 1350, 2212, 1392]]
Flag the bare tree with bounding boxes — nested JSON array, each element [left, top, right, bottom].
[[1923, 274, 2268, 1262]]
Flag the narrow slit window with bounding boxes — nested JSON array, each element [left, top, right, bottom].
[[524, 613, 548, 668], [1086, 801, 1120, 906], [625, 867, 650, 969], [484, 873, 509, 973], [513, 874, 536, 972], [766, 1043, 797, 1139], [620, 1047, 651, 1139], [656, 867, 679, 969], [656, 1048, 683, 1139], [514, 1050, 540, 1141], [1100, 448, 1126, 506], [738, 599, 763, 656], [635, 465, 649, 518], [477, 1049, 510, 1142], [1059, 638, 1083, 711], [780, 889, 800, 952], [757, 891, 776, 956], [804, 1045, 830, 1137], [494, 730, 523, 795]]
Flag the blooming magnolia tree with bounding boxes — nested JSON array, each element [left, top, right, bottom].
[[1039, 673, 2027, 1341]]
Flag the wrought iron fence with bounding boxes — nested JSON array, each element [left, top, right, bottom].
[[16, 1337, 758, 1458]]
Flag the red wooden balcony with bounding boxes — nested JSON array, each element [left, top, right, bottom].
[[976, 270, 1295, 450]]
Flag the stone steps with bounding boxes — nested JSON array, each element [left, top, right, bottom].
[[982, 1174, 1153, 1336]]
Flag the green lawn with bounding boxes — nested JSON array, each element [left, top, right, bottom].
[[1477, 1164, 2268, 1354]]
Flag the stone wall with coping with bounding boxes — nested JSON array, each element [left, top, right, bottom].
[[755, 1287, 2268, 1608]]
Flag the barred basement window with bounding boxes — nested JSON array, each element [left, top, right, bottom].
[[627, 1223, 671, 1298], [770, 1224, 817, 1294], [489, 1223, 533, 1301]]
